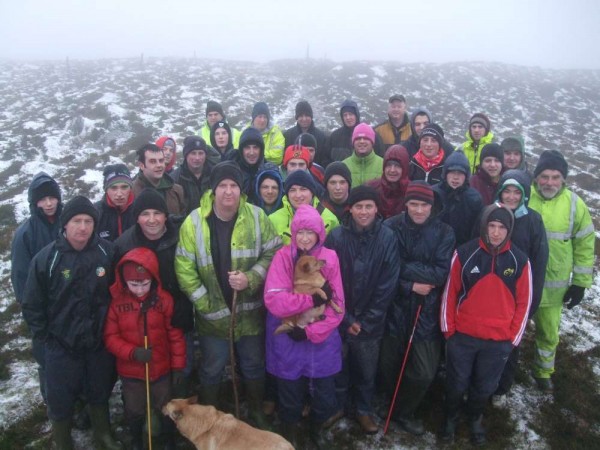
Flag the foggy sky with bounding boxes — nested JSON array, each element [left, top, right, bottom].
[[2, 0, 599, 70]]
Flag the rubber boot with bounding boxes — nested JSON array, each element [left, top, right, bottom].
[[244, 378, 273, 431], [439, 414, 458, 443], [127, 417, 144, 450], [469, 415, 486, 446], [280, 422, 300, 449], [89, 404, 123, 450], [51, 419, 73, 450], [309, 421, 329, 450], [197, 383, 222, 409]]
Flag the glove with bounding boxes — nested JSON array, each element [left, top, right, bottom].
[[321, 281, 333, 300], [563, 285, 585, 309], [171, 370, 184, 386], [289, 327, 308, 342], [312, 292, 327, 308], [133, 347, 152, 363]]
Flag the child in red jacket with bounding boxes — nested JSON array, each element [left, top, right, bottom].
[[104, 247, 186, 449]]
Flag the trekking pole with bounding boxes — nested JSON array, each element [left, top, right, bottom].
[[229, 278, 240, 418], [383, 303, 423, 435], [143, 309, 153, 450]]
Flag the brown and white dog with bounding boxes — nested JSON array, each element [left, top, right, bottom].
[[163, 397, 294, 450]]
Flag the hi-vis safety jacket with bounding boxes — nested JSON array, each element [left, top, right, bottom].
[[529, 184, 595, 307], [175, 192, 282, 339]]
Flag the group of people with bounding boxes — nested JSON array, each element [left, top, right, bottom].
[[10, 95, 595, 449]]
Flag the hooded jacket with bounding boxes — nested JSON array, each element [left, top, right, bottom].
[[459, 130, 495, 174], [440, 205, 532, 346], [342, 149, 384, 186], [366, 145, 410, 219], [254, 167, 284, 215], [11, 172, 63, 303], [104, 247, 186, 381], [209, 121, 236, 159], [264, 204, 344, 379], [470, 165, 501, 206], [156, 136, 178, 173], [324, 215, 400, 340], [400, 107, 455, 158], [94, 191, 135, 242], [243, 120, 285, 166]]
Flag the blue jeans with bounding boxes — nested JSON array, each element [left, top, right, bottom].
[[197, 335, 265, 386], [335, 337, 381, 415], [278, 375, 337, 424]]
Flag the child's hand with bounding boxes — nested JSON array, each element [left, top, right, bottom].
[[133, 347, 152, 363]]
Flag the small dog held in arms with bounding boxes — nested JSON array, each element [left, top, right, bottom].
[[274, 254, 342, 335], [162, 397, 294, 450]]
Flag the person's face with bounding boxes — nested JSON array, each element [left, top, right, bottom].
[[297, 114, 312, 130], [446, 171, 466, 189], [214, 128, 230, 149], [207, 111, 223, 127], [259, 178, 279, 207], [536, 169, 564, 200], [500, 185, 523, 210], [384, 161, 403, 183], [214, 179, 241, 209], [503, 150, 522, 170], [406, 199, 432, 224], [420, 136, 440, 158], [342, 111, 357, 127], [470, 123, 486, 141], [414, 114, 430, 136], [327, 175, 349, 204], [137, 209, 167, 240], [286, 159, 307, 173], [481, 157, 502, 179], [162, 143, 174, 166], [487, 221, 508, 247], [126, 279, 152, 298], [140, 151, 165, 183], [350, 200, 378, 229], [64, 214, 94, 249], [354, 137, 373, 156], [242, 144, 261, 165], [253, 114, 268, 131], [388, 100, 406, 121], [288, 185, 313, 209], [186, 150, 207, 172], [106, 183, 131, 208], [306, 147, 316, 163], [37, 196, 59, 217], [296, 229, 318, 252]]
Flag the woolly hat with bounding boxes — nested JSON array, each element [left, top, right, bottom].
[[352, 123, 376, 145], [283, 145, 311, 167], [210, 161, 243, 192], [389, 94, 406, 103], [419, 124, 444, 146], [206, 100, 225, 118], [324, 162, 352, 187], [533, 150, 568, 179], [404, 181, 434, 205], [60, 195, 98, 228], [210, 121, 233, 150], [252, 102, 270, 122], [182, 136, 207, 159], [484, 202, 514, 233], [122, 261, 152, 282], [132, 188, 168, 219], [469, 113, 491, 133], [284, 170, 317, 196], [295, 133, 317, 150], [30, 178, 61, 204], [480, 143, 504, 164], [347, 185, 379, 207], [103, 164, 132, 190], [295, 101, 313, 119]]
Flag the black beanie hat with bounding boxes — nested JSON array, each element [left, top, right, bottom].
[[210, 161, 244, 192], [132, 188, 168, 219], [481, 202, 514, 250], [182, 136, 207, 159], [295, 133, 317, 150], [295, 101, 313, 119], [60, 195, 98, 228], [419, 124, 444, 146], [284, 170, 317, 196], [347, 185, 379, 207], [480, 143, 504, 164], [31, 180, 61, 204], [206, 100, 225, 118], [324, 162, 352, 187], [103, 164, 132, 190], [252, 102, 270, 122], [533, 150, 568, 179]]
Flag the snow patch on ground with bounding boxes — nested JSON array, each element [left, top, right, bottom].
[[0, 361, 43, 430]]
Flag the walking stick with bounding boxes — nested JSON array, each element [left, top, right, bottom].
[[229, 285, 240, 418], [383, 303, 423, 435], [142, 308, 153, 450]]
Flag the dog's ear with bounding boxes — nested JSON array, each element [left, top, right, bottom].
[[187, 395, 198, 405]]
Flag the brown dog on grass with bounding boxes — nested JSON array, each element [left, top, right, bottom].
[[274, 254, 342, 335], [163, 397, 294, 450]]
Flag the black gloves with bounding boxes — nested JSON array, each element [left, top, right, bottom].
[[171, 370, 184, 386], [321, 281, 333, 300], [312, 282, 332, 308], [289, 327, 308, 342], [563, 285, 585, 309], [133, 347, 152, 363]]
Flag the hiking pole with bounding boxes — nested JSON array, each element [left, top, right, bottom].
[[229, 276, 240, 418], [143, 309, 153, 450], [383, 302, 423, 435]]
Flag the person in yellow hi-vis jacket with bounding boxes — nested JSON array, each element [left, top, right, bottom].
[[528, 150, 595, 392]]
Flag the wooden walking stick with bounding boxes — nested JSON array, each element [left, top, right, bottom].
[[229, 271, 240, 418], [142, 305, 153, 450]]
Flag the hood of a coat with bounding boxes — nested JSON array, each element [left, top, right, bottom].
[[290, 204, 326, 256], [110, 247, 162, 298]]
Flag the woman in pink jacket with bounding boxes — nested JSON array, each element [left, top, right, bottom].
[[264, 204, 345, 448]]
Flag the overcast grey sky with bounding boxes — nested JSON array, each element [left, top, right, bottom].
[[2, 0, 599, 69]]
